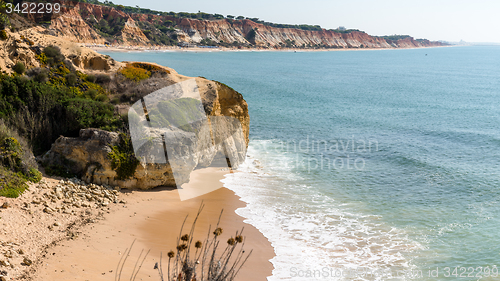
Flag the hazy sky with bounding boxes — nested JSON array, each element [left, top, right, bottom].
[[111, 0, 500, 43]]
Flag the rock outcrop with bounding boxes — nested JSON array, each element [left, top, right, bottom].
[[0, 14, 122, 73], [48, 2, 149, 46], [41, 71, 250, 190], [48, 4, 104, 44]]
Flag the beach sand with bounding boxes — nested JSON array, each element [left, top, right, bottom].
[[28, 168, 275, 281]]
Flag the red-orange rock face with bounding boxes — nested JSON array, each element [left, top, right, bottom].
[[46, 2, 446, 49], [49, 2, 149, 45]]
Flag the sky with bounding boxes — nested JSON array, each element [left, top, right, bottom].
[[110, 0, 500, 43]]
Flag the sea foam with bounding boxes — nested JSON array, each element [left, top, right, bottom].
[[222, 141, 422, 280]]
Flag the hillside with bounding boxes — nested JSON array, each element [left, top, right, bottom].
[[19, 1, 446, 49], [0, 10, 250, 194]]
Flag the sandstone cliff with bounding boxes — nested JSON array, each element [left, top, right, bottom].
[[17, 2, 446, 49], [2, 14, 250, 190], [136, 16, 446, 48], [0, 14, 121, 73], [46, 2, 148, 46], [41, 66, 250, 190]]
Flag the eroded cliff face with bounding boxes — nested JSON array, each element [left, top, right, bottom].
[[168, 18, 445, 48], [47, 2, 149, 46], [48, 4, 104, 44], [42, 68, 250, 190], [0, 14, 121, 73], [40, 2, 445, 49]]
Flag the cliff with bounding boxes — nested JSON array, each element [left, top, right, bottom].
[[42, 70, 250, 190], [47, 2, 149, 45], [1, 14, 250, 191], [16, 2, 446, 49], [0, 14, 121, 73], [167, 17, 399, 48]]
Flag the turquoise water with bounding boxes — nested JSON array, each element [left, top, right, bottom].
[[102, 47, 500, 280]]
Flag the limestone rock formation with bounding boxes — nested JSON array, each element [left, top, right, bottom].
[[0, 15, 122, 73], [42, 73, 249, 190]]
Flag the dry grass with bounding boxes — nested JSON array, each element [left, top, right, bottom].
[[116, 203, 252, 281]]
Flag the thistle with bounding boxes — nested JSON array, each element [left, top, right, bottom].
[[176, 244, 188, 252], [235, 235, 243, 243], [213, 227, 223, 236], [119, 204, 252, 281]]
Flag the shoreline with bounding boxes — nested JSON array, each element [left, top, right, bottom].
[[89, 44, 454, 54], [26, 167, 275, 280]]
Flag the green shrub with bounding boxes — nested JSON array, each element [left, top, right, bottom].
[[85, 88, 99, 99], [13, 62, 26, 75], [0, 121, 41, 198], [0, 74, 117, 154], [245, 28, 257, 43], [43, 45, 62, 58], [0, 121, 39, 171], [64, 98, 117, 133], [65, 72, 77, 86], [35, 71, 49, 82], [0, 167, 28, 198], [0, 30, 7, 40], [0, 187, 26, 198], [95, 94, 108, 102], [25, 167, 42, 182], [0, 137, 23, 172], [95, 74, 111, 84], [0, 6, 10, 30], [108, 133, 140, 180], [43, 45, 64, 65], [379, 35, 411, 41], [85, 74, 97, 83]]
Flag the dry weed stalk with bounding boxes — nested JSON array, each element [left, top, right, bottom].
[[160, 203, 252, 281], [115, 239, 151, 281], [116, 203, 252, 281]]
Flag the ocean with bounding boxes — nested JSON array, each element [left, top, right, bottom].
[[101, 46, 500, 280]]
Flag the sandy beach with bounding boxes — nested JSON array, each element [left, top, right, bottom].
[[20, 167, 274, 281]]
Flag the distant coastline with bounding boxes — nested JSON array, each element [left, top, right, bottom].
[[19, 1, 448, 51], [89, 43, 454, 54]]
